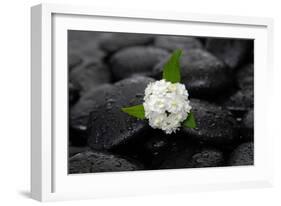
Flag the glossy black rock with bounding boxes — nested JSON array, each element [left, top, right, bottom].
[[153, 49, 232, 100], [187, 148, 224, 168], [206, 38, 251, 70], [87, 76, 155, 150], [228, 142, 254, 166], [240, 109, 254, 141], [69, 60, 111, 94], [69, 81, 81, 106], [68, 53, 82, 71], [100, 33, 154, 53], [236, 64, 254, 90], [223, 89, 253, 113], [69, 151, 143, 174], [182, 99, 238, 147], [110, 46, 169, 80], [153, 36, 203, 51], [70, 84, 116, 132]]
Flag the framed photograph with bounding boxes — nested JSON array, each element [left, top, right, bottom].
[[31, 3, 274, 202]]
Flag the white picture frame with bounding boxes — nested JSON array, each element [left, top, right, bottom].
[[31, 3, 274, 202]]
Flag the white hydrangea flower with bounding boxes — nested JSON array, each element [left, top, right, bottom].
[[143, 79, 192, 134]]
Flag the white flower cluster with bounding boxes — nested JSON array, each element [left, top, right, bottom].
[[143, 79, 192, 134]]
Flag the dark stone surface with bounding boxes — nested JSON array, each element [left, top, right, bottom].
[[68, 30, 106, 64], [87, 76, 155, 150], [183, 99, 238, 147], [243, 109, 254, 130], [236, 64, 254, 90], [153, 49, 232, 100], [69, 146, 90, 157], [153, 36, 203, 51], [69, 60, 111, 94], [68, 53, 82, 71], [111, 130, 173, 169], [110, 46, 169, 80], [223, 89, 253, 113], [239, 109, 254, 141], [69, 151, 143, 174], [160, 145, 224, 169], [187, 148, 224, 168], [206, 38, 251, 70], [159, 145, 197, 169], [100, 33, 154, 53], [114, 75, 155, 103], [228, 142, 254, 166], [69, 125, 88, 147], [69, 81, 81, 106], [70, 84, 116, 133]]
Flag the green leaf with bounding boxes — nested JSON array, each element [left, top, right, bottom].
[[183, 112, 197, 128], [121, 104, 145, 120], [162, 49, 182, 83]]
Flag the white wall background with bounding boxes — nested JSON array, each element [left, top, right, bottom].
[[0, 0, 280, 205]]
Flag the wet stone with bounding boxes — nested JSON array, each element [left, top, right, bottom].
[[223, 89, 253, 113], [206, 38, 251, 70], [236, 64, 254, 90], [228, 142, 254, 166], [69, 146, 90, 157], [69, 81, 81, 106], [159, 143, 224, 170], [68, 31, 106, 62], [68, 53, 82, 71], [187, 148, 224, 168], [69, 125, 89, 147], [115, 75, 155, 105], [110, 46, 169, 80], [69, 60, 111, 94], [159, 144, 197, 169], [70, 84, 117, 134], [153, 36, 203, 51], [69, 151, 143, 174], [153, 49, 232, 100], [183, 99, 238, 147], [239, 109, 254, 141], [100, 33, 154, 53], [68, 30, 103, 43], [87, 76, 155, 150]]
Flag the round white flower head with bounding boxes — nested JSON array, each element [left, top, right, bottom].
[[143, 79, 192, 134]]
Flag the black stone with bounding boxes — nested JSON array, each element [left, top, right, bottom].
[[69, 125, 88, 147], [69, 146, 90, 157], [114, 75, 155, 104], [69, 60, 111, 94], [187, 148, 224, 168], [160, 144, 224, 169], [68, 30, 103, 43], [228, 142, 254, 166], [223, 89, 253, 113], [69, 151, 143, 174], [68, 53, 82, 71], [70, 84, 117, 134], [87, 76, 155, 150], [236, 64, 254, 90], [239, 109, 254, 141], [110, 46, 169, 80], [69, 81, 81, 106], [206, 38, 251, 70], [154, 36, 203, 51], [159, 145, 197, 169], [100, 33, 153, 53], [112, 130, 172, 169], [182, 99, 238, 147], [153, 49, 232, 100]]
